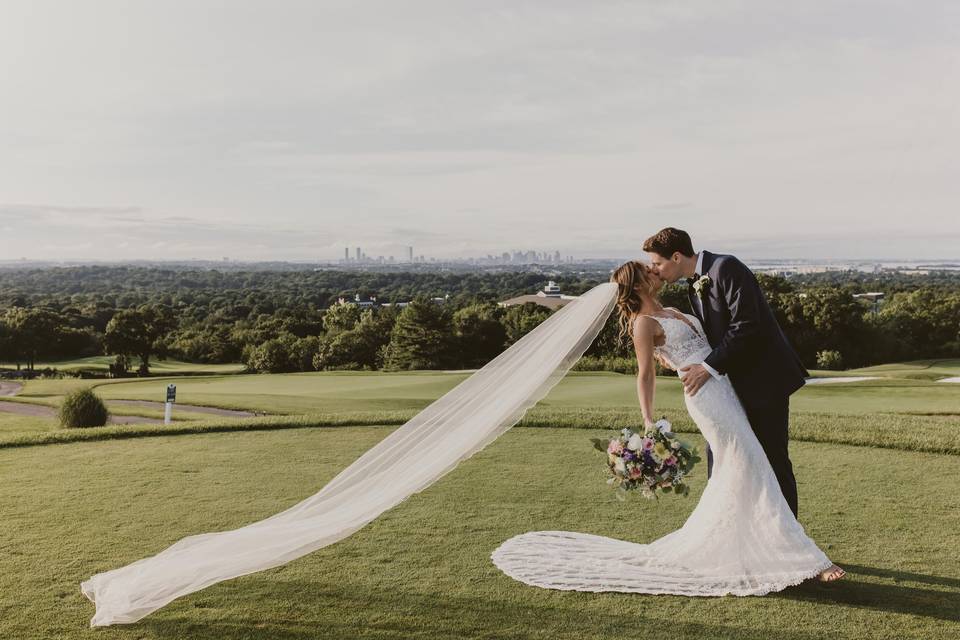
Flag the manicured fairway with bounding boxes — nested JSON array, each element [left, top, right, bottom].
[[846, 358, 960, 381], [0, 427, 958, 639], [2, 369, 958, 455], [11, 367, 959, 417]]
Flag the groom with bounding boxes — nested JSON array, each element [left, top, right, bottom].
[[643, 227, 808, 517]]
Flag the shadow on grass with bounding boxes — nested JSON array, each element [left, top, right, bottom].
[[136, 565, 960, 639], [776, 563, 960, 623], [142, 581, 834, 640]]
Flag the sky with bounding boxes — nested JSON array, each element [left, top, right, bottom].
[[1, 1, 958, 262]]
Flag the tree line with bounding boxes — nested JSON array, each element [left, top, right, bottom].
[[0, 267, 957, 376]]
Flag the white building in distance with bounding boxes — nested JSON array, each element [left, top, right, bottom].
[[498, 281, 578, 311]]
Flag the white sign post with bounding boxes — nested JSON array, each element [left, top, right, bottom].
[[164, 384, 176, 425]]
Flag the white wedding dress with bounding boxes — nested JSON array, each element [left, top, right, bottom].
[[81, 284, 831, 627], [491, 310, 834, 596]]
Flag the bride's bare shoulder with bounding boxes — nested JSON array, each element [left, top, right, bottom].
[[631, 314, 662, 341]]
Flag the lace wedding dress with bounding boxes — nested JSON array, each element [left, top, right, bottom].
[[491, 310, 834, 596], [81, 284, 832, 627]]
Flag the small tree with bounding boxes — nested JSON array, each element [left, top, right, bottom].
[[0, 316, 13, 368], [58, 388, 109, 428], [2, 307, 62, 371], [501, 303, 552, 346], [815, 350, 844, 371], [452, 303, 506, 368], [382, 298, 455, 371], [322, 301, 362, 335], [246, 338, 294, 373], [104, 304, 176, 375], [314, 308, 396, 371]]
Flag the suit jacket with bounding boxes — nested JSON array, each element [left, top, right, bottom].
[[689, 250, 808, 409]]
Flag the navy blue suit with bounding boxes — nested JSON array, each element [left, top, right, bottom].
[[688, 251, 808, 517]]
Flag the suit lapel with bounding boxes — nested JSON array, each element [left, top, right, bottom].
[[687, 284, 701, 321], [698, 250, 715, 335]]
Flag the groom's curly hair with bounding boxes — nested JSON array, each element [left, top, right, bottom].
[[643, 227, 694, 258], [610, 260, 657, 346]]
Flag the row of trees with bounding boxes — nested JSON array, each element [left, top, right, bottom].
[[1, 267, 958, 375], [242, 299, 552, 373], [0, 304, 175, 375]]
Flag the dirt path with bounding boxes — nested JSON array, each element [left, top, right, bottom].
[[0, 401, 163, 424], [0, 382, 24, 397], [0, 394, 258, 425], [108, 400, 257, 418]]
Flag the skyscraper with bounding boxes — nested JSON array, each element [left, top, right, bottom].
[[407, 246, 414, 262], [356, 247, 361, 261]]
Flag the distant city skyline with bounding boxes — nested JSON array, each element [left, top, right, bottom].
[[1, 2, 958, 261]]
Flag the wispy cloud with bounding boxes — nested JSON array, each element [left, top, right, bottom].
[[0, 2, 957, 260]]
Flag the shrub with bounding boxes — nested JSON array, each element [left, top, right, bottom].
[[572, 355, 676, 376], [58, 388, 110, 428], [816, 349, 844, 371]]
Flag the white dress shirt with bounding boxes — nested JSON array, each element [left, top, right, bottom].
[[691, 251, 722, 380]]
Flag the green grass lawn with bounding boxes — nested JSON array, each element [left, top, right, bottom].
[[3, 369, 957, 453], [12, 367, 960, 417], [1, 426, 958, 639], [845, 358, 960, 381], [0, 363, 957, 637]]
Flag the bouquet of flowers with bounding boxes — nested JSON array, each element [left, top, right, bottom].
[[591, 417, 701, 500]]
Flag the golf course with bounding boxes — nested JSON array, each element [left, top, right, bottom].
[[1, 360, 958, 639]]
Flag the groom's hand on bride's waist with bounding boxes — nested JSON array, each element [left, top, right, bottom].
[[679, 364, 712, 396]]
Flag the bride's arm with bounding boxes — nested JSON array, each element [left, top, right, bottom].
[[632, 316, 659, 428]]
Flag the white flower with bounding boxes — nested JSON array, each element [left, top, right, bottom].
[[614, 458, 627, 474], [655, 418, 673, 435], [693, 275, 712, 297], [627, 433, 643, 450]]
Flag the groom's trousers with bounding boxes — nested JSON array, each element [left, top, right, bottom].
[[705, 397, 799, 517]]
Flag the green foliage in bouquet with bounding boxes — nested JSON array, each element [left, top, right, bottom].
[[592, 417, 702, 501]]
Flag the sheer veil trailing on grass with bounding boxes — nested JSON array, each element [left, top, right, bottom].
[[80, 282, 620, 626]]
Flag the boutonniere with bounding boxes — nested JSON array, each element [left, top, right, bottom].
[[692, 275, 711, 297]]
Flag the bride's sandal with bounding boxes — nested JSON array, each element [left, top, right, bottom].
[[817, 565, 846, 582]]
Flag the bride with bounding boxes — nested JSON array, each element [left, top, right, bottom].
[[82, 261, 842, 627], [491, 260, 845, 594]]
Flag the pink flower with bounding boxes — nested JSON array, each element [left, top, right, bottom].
[[665, 456, 677, 466], [629, 467, 644, 479], [607, 440, 624, 455], [642, 437, 655, 451]]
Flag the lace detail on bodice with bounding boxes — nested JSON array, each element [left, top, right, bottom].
[[642, 312, 711, 371]]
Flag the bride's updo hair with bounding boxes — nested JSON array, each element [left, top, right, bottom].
[[610, 260, 657, 344]]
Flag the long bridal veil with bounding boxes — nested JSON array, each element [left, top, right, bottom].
[[81, 281, 619, 626]]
